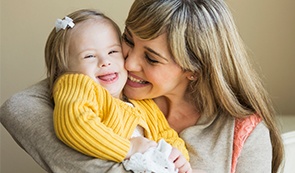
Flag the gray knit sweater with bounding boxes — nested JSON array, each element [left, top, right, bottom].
[[0, 79, 272, 173]]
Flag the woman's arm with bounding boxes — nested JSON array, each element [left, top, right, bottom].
[[0, 79, 129, 173]]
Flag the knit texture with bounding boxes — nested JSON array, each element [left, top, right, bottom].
[[53, 74, 189, 162], [1, 78, 272, 172], [231, 114, 262, 173]]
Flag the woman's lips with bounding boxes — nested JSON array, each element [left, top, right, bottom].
[[128, 75, 146, 84], [126, 75, 149, 87]]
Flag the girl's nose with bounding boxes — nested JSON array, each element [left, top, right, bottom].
[[98, 58, 111, 67]]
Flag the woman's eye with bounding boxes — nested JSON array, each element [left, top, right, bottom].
[[84, 55, 95, 59], [122, 33, 134, 47], [145, 54, 159, 64], [108, 50, 118, 55]]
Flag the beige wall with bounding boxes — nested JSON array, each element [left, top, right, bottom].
[[1, 0, 294, 172], [227, 0, 295, 115]]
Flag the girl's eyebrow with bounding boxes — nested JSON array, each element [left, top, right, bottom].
[[125, 27, 168, 62]]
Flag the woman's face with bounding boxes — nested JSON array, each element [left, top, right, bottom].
[[122, 27, 192, 100]]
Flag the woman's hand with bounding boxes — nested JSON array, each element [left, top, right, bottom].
[[125, 136, 157, 159], [169, 147, 192, 173]]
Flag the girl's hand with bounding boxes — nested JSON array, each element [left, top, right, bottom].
[[169, 147, 192, 173], [125, 136, 157, 159]]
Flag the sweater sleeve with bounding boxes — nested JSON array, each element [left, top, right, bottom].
[[235, 122, 272, 172], [53, 73, 130, 162], [156, 113, 190, 161], [136, 99, 190, 161]]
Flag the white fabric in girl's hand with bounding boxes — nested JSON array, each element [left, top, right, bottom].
[[123, 139, 177, 173]]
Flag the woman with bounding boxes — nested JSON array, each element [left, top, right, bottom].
[[121, 0, 283, 172], [0, 0, 284, 172]]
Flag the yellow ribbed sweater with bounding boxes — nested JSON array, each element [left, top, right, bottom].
[[53, 74, 189, 162]]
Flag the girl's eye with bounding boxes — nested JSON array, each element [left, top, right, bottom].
[[122, 33, 134, 47], [145, 54, 159, 64], [84, 55, 95, 59]]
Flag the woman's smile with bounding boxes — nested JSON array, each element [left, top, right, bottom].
[[126, 74, 149, 88]]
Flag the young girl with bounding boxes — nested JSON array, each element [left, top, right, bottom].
[[46, 9, 191, 173]]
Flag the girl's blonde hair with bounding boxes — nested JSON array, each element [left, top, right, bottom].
[[126, 0, 283, 172], [45, 9, 121, 92]]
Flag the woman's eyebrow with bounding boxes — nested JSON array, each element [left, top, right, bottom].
[[144, 46, 168, 62], [126, 27, 168, 62]]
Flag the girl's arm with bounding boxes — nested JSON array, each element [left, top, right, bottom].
[[133, 99, 190, 161], [53, 73, 131, 162]]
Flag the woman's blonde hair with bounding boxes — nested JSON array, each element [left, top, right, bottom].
[[126, 0, 283, 172], [45, 9, 121, 92]]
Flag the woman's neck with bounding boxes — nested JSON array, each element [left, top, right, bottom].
[[154, 96, 200, 133]]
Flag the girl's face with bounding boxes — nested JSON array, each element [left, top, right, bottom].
[[67, 19, 127, 98], [122, 27, 192, 100]]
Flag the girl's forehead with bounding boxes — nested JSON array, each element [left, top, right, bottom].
[[69, 19, 113, 36]]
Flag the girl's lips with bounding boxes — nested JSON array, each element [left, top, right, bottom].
[[97, 73, 118, 83]]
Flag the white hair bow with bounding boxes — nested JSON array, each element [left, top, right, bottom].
[[55, 16, 75, 32]]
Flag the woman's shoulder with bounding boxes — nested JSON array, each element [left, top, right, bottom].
[[234, 114, 263, 145]]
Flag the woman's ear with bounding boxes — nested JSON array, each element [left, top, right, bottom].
[[186, 72, 197, 81]]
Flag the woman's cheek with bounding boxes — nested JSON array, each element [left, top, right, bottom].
[[122, 42, 129, 59]]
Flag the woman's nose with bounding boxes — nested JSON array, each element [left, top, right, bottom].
[[122, 40, 142, 72], [124, 50, 142, 72]]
